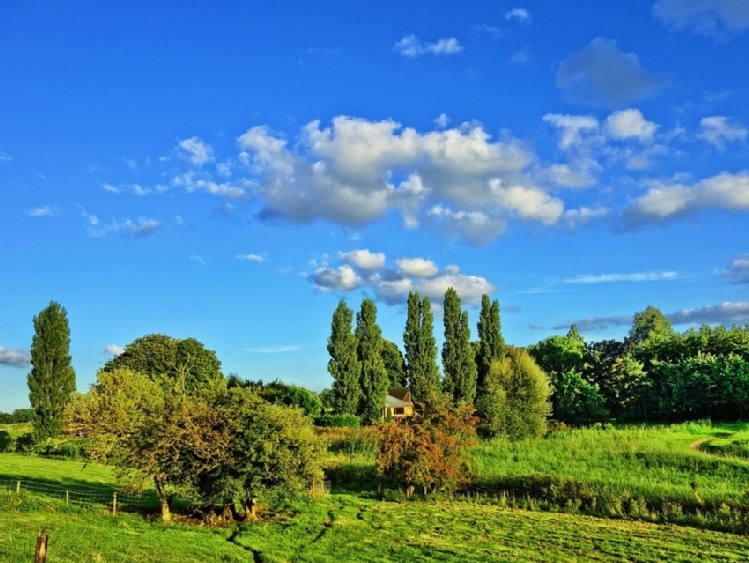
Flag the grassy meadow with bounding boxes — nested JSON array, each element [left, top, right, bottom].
[[4, 421, 749, 561]]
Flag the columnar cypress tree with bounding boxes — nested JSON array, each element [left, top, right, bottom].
[[27, 301, 76, 440], [327, 299, 360, 415], [403, 291, 441, 409], [356, 298, 389, 424], [442, 288, 477, 405], [476, 294, 505, 392]]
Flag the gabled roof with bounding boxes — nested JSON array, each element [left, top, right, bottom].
[[388, 387, 411, 402], [385, 394, 412, 408]]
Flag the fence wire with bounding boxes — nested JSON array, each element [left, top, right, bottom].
[[0, 477, 153, 510]]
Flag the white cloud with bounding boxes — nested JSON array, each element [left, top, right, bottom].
[[27, 205, 62, 218], [237, 253, 266, 263], [726, 254, 749, 284], [105, 344, 124, 357], [699, 116, 748, 149], [190, 255, 205, 266], [309, 265, 360, 292], [236, 116, 540, 242], [505, 8, 532, 24], [173, 172, 247, 199], [557, 38, 662, 106], [308, 250, 493, 305], [0, 347, 30, 367], [543, 114, 600, 151], [428, 205, 507, 245], [176, 136, 215, 166], [393, 35, 463, 57], [605, 109, 657, 142], [564, 271, 679, 284], [339, 249, 386, 271], [563, 206, 611, 228], [434, 113, 450, 128], [396, 257, 439, 278], [654, 0, 749, 40], [624, 171, 749, 225], [0, 151, 12, 162]]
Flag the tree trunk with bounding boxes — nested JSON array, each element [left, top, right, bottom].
[[154, 477, 171, 522], [222, 498, 237, 522], [243, 497, 258, 521]]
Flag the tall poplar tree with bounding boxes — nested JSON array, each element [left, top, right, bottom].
[[403, 292, 441, 410], [327, 299, 360, 415], [442, 288, 477, 405], [27, 301, 76, 440], [356, 298, 389, 424], [476, 294, 505, 392]]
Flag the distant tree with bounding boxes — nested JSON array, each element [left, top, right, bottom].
[[477, 348, 551, 439], [549, 370, 608, 426], [381, 339, 406, 388], [403, 292, 442, 412], [442, 288, 477, 405], [476, 294, 505, 392], [628, 305, 673, 349], [356, 299, 389, 424], [27, 301, 76, 441], [102, 334, 222, 394], [327, 300, 361, 415]]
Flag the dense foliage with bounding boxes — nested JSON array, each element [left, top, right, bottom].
[[28, 301, 76, 441]]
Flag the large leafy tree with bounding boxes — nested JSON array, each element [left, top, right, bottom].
[[102, 334, 222, 393], [476, 294, 505, 392], [628, 305, 673, 349], [403, 292, 441, 411], [477, 347, 551, 439], [442, 288, 477, 405], [356, 298, 389, 424], [327, 299, 360, 415], [28, 301, 76, 441]]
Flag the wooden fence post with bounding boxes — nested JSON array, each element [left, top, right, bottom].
[[65, 490, 69, 505], [16, 480, 20, 494], [35, 527, 48, 563], [112, 492, 117, 516]]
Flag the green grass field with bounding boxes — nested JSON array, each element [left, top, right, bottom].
[[4, 422, 749, 561]]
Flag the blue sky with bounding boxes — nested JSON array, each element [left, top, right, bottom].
[[2, 1, 749, 411]]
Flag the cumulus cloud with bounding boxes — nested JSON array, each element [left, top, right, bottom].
[[699, 116, 748, 149], [105, 344, 124, 357], [543, 113, 600, 151], [0, 347, 31, 367], [87, 216, 160, 238], [176, 136, 215, 166], [308, 249, 494, 305], [27, 205, 62, 218], [339, 249, 386, 271], [653, 0, 749, 40], [624, 171, 749, 226], [393, 35, 463, 57], [505, 7, 532, 24], [726, 254, 749, 284], [557, 38, 663, 106], [236, 116, 547, 243], [605, 109, 658, 142]]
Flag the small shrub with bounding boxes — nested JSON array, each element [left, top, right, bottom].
[[315, 414, 361, 428]]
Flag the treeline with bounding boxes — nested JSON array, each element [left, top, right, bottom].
[[529, 306, 749, 425], [0, 409, 33, 424], [327, 291, 550, 439]]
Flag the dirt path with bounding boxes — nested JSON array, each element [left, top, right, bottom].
[[689, 437, 712, 451]]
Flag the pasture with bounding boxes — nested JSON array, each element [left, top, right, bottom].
[[4, 421, 749, 561]]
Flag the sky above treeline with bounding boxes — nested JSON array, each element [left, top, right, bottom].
[[2, 1, 749, 411]]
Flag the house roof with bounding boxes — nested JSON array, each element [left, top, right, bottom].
[[388, 387, 411, 402], [385, 394, 412, 408]]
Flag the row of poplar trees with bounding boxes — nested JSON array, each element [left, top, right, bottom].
[[327, 289, 505, 423]]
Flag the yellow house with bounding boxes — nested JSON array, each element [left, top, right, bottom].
[[382, 387, 415, 420]]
